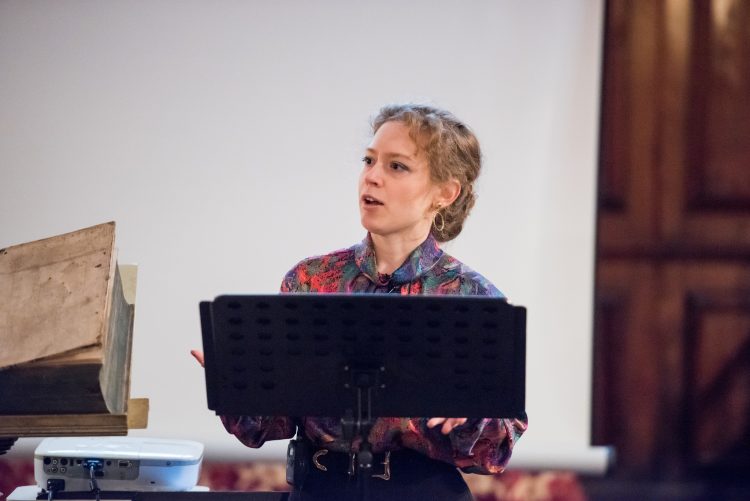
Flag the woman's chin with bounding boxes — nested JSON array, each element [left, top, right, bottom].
[[360, 221, 381, 235], [359, 215, 380, 233]]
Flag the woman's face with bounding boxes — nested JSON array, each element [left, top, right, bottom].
[[358, 121, 443, 240]]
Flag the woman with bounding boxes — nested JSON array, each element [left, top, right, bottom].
[[193, 104, 527, 500]]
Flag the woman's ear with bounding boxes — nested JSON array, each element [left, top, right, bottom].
[[435, 179, 462, 208]]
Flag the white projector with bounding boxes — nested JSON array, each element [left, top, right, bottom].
[[35, 437, 204, 492]]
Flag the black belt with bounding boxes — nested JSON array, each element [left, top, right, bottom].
[[311, 449, 391, 480]]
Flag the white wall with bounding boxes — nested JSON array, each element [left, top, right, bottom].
[[1, 0, 607, 470]]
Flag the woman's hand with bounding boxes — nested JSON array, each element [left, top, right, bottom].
[[427, 417, 467, 435], [190, 349, 205, 368]]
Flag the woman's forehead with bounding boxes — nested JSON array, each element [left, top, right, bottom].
[[369, 121, 423, 159]]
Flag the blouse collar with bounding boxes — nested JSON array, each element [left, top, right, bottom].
[[354, 233, 444, 285]]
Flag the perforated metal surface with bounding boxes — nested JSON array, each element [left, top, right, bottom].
[[201, 295, 525, 418]]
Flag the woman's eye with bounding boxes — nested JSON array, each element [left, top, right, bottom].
[[390, 162, 408, 172], [362, 156, 373, 165]]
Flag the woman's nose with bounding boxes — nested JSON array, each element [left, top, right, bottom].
[[363, 162, 383, 186]]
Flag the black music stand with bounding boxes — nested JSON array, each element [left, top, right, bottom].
[[200, 294, 526, 499]]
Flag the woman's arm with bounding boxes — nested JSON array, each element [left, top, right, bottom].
[[220, 415, 296, 448], [402, 414, 528, 474], [451, 416, 528, 474]]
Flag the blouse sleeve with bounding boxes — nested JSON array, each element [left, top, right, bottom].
[[280, 261, 311, 293], [220, 415, 296, 448], [402, 414, 528, 474], [218, 264, 309, 448]]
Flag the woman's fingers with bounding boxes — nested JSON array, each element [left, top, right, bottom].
[[440, 417, 467, 434], [427, 417, 446, 428], [190, 349, 205, 368], [427, 417, 467, 434]]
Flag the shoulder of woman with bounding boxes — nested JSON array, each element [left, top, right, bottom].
[[288, 246, 355, 274], [280, 246, 356, 292], [439, 254, 505, 298]]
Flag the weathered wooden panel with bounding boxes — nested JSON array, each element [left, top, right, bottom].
[[593, 261, 661, 474], [654, 264, 750, 476], [598, 0, 630, 212], [684, 289, 750, 477], [686, 0, 750, 210], [0, 398, 149, 437], [0, 223, 116, 367], [659, 0, 750, 252], [0, 223, 133, 415], [597, 0, 661, 255]]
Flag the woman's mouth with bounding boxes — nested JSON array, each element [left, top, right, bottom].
[[361, 195, 384, 206]]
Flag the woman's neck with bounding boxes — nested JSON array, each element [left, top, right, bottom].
[[370, 230, 430, 275]]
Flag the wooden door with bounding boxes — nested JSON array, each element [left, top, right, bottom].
[[593, 0, 750, 478]]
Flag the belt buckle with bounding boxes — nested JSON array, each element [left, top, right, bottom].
[[371, 451, 391, 481], [312, 448, 391, 480], [312, 449, 329, 471]]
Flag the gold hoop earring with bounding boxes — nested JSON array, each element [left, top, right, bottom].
[[433, 210, 445, 233]]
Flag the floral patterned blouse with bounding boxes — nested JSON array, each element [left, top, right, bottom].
[[221, 233, 528, 474]]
